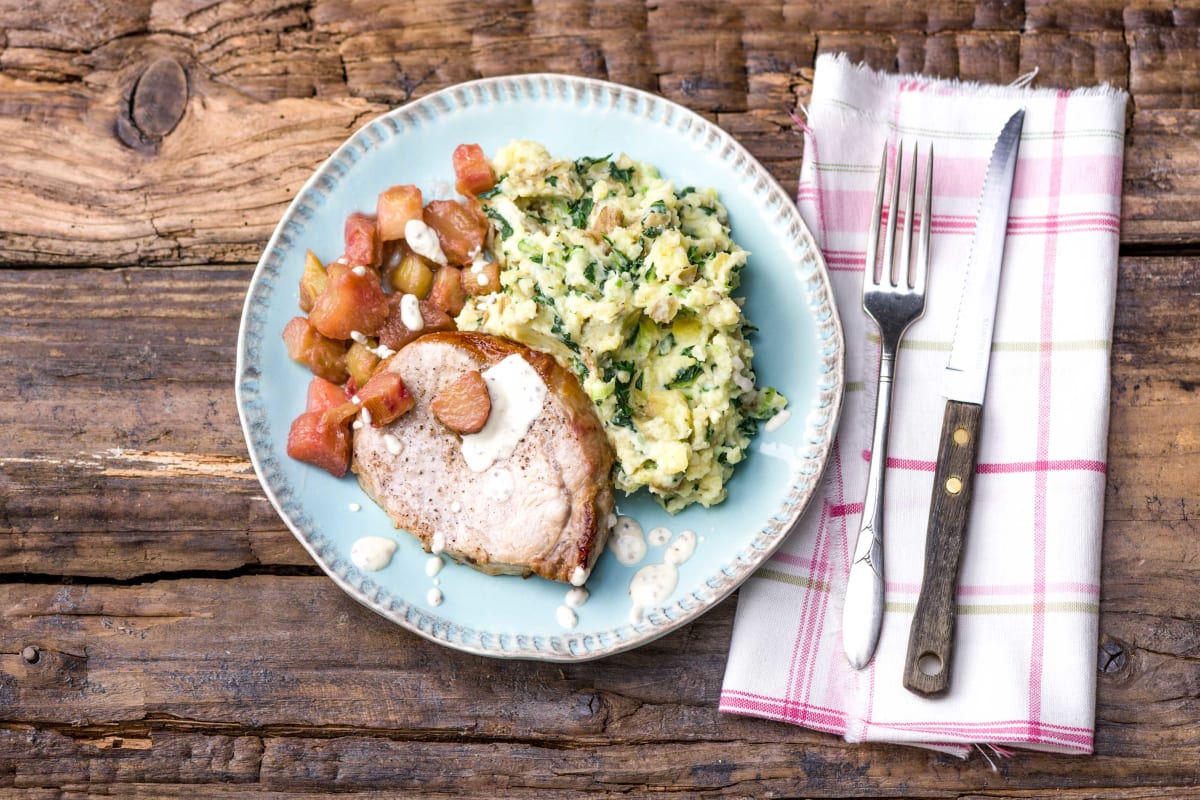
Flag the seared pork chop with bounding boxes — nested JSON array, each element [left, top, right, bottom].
[[352, 332, 615, 584]]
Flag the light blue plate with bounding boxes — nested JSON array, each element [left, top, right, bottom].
[[236, 74, 844, 661]]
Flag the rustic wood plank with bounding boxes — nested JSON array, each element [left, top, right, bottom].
[[0, 266, 308, 575], [1126, 5, 1200, 110], [1025, 0, 1129, 33], [6, 725, 1200, 799], [0, 574, 1196, 794], [781, 0, 988, 33], [1107, 255, 1200, 523], [0, 3, 1196, 268]]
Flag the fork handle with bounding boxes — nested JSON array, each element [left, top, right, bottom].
[[842, 341, 898, 670], [903, 399, 983, 695]]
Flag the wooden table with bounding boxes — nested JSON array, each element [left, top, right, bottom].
[[2, 2, 1197, 796]]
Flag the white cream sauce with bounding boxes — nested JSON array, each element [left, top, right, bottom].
[[555, 605, 578, 629], [565, 586, 589, 608], [460, 354, 547, 472], [629, 564, 677, 623], [368, 342, 396, 359], [399, 293, 424, 331], [665, 530, 697, 565], [627, 528, 699, 622], [764, 408, 792, 433], [609, 515, 647, 566], [425, 556, 444, 577], [383, 433, 403, 456], [350, 536, 397, 572], [404, 219, 448, 265], [430, 531, 446, 555], [569, 565, 588, 587], [647, 526, 671, 547], [427, 587, 444, 606]]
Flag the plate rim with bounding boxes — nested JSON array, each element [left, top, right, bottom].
[[235, 72, 845, 661]]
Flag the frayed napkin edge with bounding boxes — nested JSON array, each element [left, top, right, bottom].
[[815, 51, 1130, 104]]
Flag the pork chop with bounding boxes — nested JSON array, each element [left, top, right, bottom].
[[352, 331, 615, 584]]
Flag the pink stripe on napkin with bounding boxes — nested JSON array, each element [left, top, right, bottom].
[[721, 54, 1127, 757]]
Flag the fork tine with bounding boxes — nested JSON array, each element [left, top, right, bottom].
[[914, 143, 933, 294], [864, 144, 888, 286], [881, 141, 902, 287], [898, 141, 918, 289]]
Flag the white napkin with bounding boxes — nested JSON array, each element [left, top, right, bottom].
[[721, 53, 1128, 756]]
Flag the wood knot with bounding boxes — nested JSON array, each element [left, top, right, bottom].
[[21, 646, 39, 664], [574, 691, 604, 718], [1098, 636, 1129, 674], [116, 57, 189, 153]]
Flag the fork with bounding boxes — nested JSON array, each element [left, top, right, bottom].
[[843, 141, 933, 670]]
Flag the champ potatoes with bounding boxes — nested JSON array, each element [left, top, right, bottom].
[[457, 141, 785, 512]]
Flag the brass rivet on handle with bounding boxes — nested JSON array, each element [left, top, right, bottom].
[[945, 476, 963, 495], [953, 427, 970, 445]]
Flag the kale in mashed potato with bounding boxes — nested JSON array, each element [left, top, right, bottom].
[[456, 141, 785, 512]]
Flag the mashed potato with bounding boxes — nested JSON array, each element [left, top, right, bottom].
[[456, 141, 784, 512]]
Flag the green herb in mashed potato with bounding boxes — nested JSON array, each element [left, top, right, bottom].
[[456, 141, 785, 512]]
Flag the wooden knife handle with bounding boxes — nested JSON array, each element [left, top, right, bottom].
[[904, 400, 983, 695]]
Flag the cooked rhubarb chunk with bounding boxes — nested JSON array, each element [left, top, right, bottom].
[[388, 250, 434, 298], [323, 400, 360, 427], [422, 200, 487, 266], [286, 411, 351, 477], [306, 375, 349, 415], [358, 371, 416, 426], [308, 261, 390, 340], [459, 261, 501, 296], [345, 341, 382, 387], [299, 250, 328, 313], [377, 184, 424, 242], [282, 317, 349, 383], [452, 144, 496, 197], [377, 295, 454, 351], [428, 265, 467, 316], [431, 369, 491, 434], [344, 212, 381, 268]]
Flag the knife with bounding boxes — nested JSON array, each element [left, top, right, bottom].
[[903, 109, 1025, 696]]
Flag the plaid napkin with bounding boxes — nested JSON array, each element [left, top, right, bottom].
[[721, 53, 1128, 756]]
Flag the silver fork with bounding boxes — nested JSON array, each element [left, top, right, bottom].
[[843, 141, 933, 670]]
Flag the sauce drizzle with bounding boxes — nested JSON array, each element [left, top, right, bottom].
[[609, 516, 647, 565], [764, 408, 792, 433], [350, 536, 397, 572], [404, 219, 448, 265], [627, 528, 699, 622], [460, 354, 547, 472], [556, 605, 578, 629]]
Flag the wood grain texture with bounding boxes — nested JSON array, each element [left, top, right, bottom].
[[0, 577, 1196, 796], [2, 0, 1199, 795], [903, 400, 983, 696], [0, 0, 1195, 271]]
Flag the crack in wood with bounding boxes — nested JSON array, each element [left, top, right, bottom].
[[0, 564, 323, 588]]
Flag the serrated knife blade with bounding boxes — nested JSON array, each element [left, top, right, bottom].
[[941, 110, 1026, 405], [903, 109, 1025, 696]]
